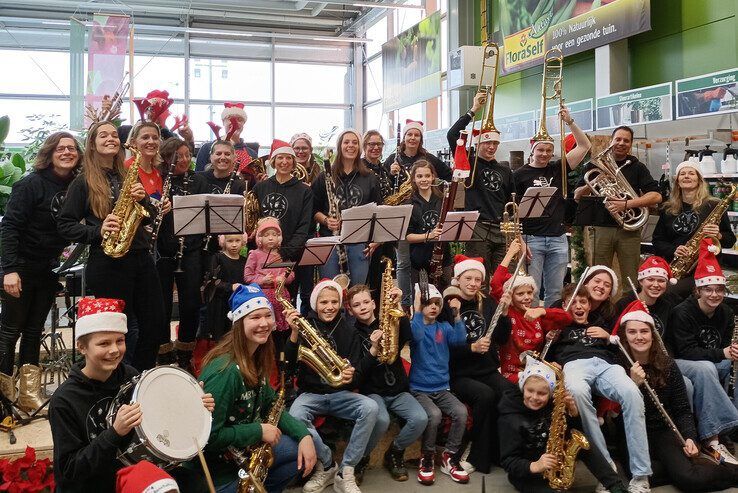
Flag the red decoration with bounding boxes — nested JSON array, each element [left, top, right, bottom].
[[170, 114, 188, 132], [0, 446, 55, 492], [225, 115, 242, 141], [207, 121, 222, 140], [132, 98, 151, 122]]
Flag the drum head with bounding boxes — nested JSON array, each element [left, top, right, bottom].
[[132, 366, 212, 462]]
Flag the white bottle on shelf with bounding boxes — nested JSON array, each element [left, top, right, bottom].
[[724, 154, 737, 174]]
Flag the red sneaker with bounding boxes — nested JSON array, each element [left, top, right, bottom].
[[441, 451, 469, 483], [417, 452, 435, 485]]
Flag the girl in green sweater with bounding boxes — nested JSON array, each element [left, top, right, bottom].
[[199, 283, 317, 492]]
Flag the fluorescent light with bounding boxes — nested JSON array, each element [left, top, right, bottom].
[[351, 1, 424, 9]]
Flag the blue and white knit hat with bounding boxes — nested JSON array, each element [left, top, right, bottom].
[[227, 283, 273, 322], [518, 358, 557, 393]]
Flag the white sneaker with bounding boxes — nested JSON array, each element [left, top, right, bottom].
[[459, 460, 475, 474], [711, 443, 738, 465], [595, 483, 609, 493], [304, 461, 336, 493], [628, 476, 650, 493], [334, 466, 361, 493]]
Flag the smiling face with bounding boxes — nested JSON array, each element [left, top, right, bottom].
[[531, 142, 554, 166], [566, 294, 591, 324], [611, 129, 633, 160], [677, 167, 701, 192], [52, 137, 80, 174], [292, 139, 312, 165], [523, 376, 551, 411], [340, 133, 360, 161], [477, 139, 499, 161], [348, 290, 376, 324], [316, 287, 341, 323], [404, 129, 422, 152], [132, 126, 160, 161], [259, 227, 282, 251], [697, 284, 726, 311], [273, 153, 296, 176], [242, 308, 275, 347], [94, 123, 121, 157], [457, 269, 484, 300], [624, 320, 653, 359], [211, 143, 235, 175], [512, 284, 535, 310], [586, 273, 613, 303], [640, 275, 666, 300], [413, 165, 434, 192], [363, 134, 384, 162], [174, 145, 191, 175], [78, 331, 126, 375]]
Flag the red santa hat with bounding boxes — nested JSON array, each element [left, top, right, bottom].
[[75, 298, 127, 341], [452, 254, 486, 281], [116, 460, 179, 493], [402, 119, 424, 137], [503, 273, 538, 294], [694, 238, 726, 287], [453, 131, 471, 180], [675, 160, 702, 177], [564, 133, 577, 154], [638, 255, 673, 284], [310, 278, 344, 311], [615, 300, 655, 335], [221, 102, 247, 122], [476, 127, 501, 144], [270, 139, 296, 159]]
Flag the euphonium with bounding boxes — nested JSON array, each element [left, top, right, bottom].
[[377, 257, 404, 365], [671, 183, 736, 280], [582, 144, 649, 231], [244, 191, 261, 236], [102, 145, 150, 258], [294, 163, 308, 182], [275, 271, 350, 387], [500, 194, 526, 275]]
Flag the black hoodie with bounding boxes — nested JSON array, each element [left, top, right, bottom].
[[668, 295, 734, 363], [407, 191, 451, 270], [614, 291, 682, 344], [199, 169, 246, 195], [252, 175, 314, 261], [49, 363, 139, 493], [382, 151, 452, 185], [156, 171, 210, 256], [1, 167, 74, 275], [354, 316, 411, 396], [311, 170, 381, 238], [550, 319, 616, 366]]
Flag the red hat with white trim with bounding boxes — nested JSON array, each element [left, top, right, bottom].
[[452, 254, 486, 281], [310, 279, 344, 311], [694, 238, 725, 287], [616, 300, 655, 331], [270, 139, 296, 159], [402, 119, 424, 136], [221, 102, 247, 122], [638, 255, 673, 283], [76, 298, 127, 341], [116, 460, 179, 493], [477, 127, 501, 144], [453, 131, 471, 180]]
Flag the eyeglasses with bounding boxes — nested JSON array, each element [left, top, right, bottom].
[[293, 147, 311, 152], [366, 143, 384, 148], [700, 287, 726, 295], [54, 146, 77, 153]]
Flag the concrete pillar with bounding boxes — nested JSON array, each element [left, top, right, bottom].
[[594, 39, 630, 98]]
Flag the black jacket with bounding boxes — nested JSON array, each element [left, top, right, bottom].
[[363, 158, 393, 201], [311, 170, 381, 238], [252, 176, 314, 261], [614, 292, 682, 344], [550, 319, 616, 366], [668, 295, 734, 363], [382, 151, 452, 185], [57, 171, 157, 252], [157, 171, 210, 256], [355, 317, 411, 396], [195, 140, 258, 172], [0, 167, 74, 275], [49, 363, 139, 493]]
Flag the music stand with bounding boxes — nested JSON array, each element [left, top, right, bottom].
[[439, 211, 480, 242], [339, 203, 413, 245], [519, 187, 557, 220], [298, 237, 341, 267], [173, 193, 245, 236], [262, 248, 296, 270]]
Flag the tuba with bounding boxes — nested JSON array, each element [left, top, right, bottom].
[[670, 184, 736, 280], [500, 193, 526, 275], [582, 144, 649, 231], [275, 271, 350, 387], [102, 145, 151, 258], [377, 258, 404, 365]]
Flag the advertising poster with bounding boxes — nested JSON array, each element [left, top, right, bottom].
[[382, 12, 442, 112], [496, 111, 538, 142], [490, 0, 650, 75], [539, 98, 594, 134], [595, 82, 672, 130], [676, 68, 738, 119], [85, 14, 129, 125]]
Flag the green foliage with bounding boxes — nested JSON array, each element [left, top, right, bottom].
[[19, 114, 67, 165], [0, 116, 9, 144], [0, 116, 26, 215]]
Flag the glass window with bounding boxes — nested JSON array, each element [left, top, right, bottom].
[[397, 3, 423, 33], [189, 58, 271, 102], [365, 57, 383, 103], [274, 107, 345, 146], [365, 17, 388, 58], [275, 63, 348, 105], [364, 103, 388, 140], [126, 55, 185, 99], [190, 104, 272, 147], [1, 99, 70, 144], [441, 18, 448, 73], [440, 0, 447, 14], [0, 50, 70, 95], [441, 89, 450, 129], [397, 103, 423, 128]]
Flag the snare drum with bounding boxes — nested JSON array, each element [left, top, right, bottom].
[[107, 365, 212, 468]]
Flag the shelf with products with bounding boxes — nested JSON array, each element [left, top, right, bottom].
[[703, 174, 738, 179]]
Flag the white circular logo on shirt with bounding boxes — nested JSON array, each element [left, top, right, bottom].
[[421, 210, 440, 232], [672, 210, 700, 235], [261, 193, 288, 219], [482, 168, 502, 192], [461, 310, 485, 342], [50, 191, 66, 219], [698, 325, 721, 349], [336, 183, 363, 208], [86, 396, 113, 440]]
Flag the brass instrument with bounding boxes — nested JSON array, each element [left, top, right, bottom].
[[294, 163, 308, 182], [384, 166, 413, 206], [670, 184, 737, 280], [325, 174, 350, 289], [228, 371, 287, 493], [174, 171, 191, 274], [275, 271, 350, 387], [500, 193, 526, 275], [244, 191, 261, 237], [377, 258, 404, 365], [248, 157, 266, 177], [102, 145, 150, 258], [582, 144, 649, 231], [525, 352, 589, 490], [150, 160, 175, 253]]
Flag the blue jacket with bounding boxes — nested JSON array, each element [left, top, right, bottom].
[[409, 312, 467, 392]]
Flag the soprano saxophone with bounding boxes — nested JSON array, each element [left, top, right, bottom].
[[377, 257, 404, 365]]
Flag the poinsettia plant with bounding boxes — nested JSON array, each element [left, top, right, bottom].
[[0, 446, 54, 493]]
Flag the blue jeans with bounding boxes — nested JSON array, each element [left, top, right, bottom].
[[289, 390, 378, 469], [215, 435, 300, 493], [676, 359, 738, 440], [396, 241, 412, 307], [563, 357, 652, 477], [320, 243, 369, 287], [524, 233, 569, 307], [364, 392, 428, 454]]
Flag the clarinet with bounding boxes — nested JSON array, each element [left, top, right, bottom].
[[392, 123, 401, 195], [149, 160, 176, 253], [326, 174, 350, 288], [174, 171, 191, 274], [203, 169, 237, 251], [429, 179, 456, 286]]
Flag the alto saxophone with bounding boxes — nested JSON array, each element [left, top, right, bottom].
[[228, 372, 287, 493], [670, 184, 737, 280], [275, 271, 350, 387], [377, 257, 404, 365], [102, 145, 151, 258]]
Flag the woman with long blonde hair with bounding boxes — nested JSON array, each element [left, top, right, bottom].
[[57, 121, 166, 371]]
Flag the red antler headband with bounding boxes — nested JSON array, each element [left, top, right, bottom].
[[207, 121, 222, 140], [133, 98, 151, 122]]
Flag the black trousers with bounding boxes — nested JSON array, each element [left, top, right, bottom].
[[450, 371, 515, 473], [0, 270, 58, 375], [294, 265, 314, 317], [157, 249, 202, 343], [85, 249, 165, 371]]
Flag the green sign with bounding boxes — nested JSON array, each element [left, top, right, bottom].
[[596, 83, 672, 130], [539, 99, 594, 134], [496, 111, 537, 142], [675, 68, 738, 119]]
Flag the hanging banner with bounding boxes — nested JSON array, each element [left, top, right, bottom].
[[538, 98, 594, 135], [490, 0, 651, 75], [496, 111, 537, 142], [596, 82, 672, 130], [85, 14, 129, 125], [382, 12, 442, 112], [69, 18, 85, 131], [676, 68, 738, 119]]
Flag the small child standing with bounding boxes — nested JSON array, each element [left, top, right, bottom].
[[204, 233, 247, 342], [491, 240, 571, 384], [409, 283, 470, 486]]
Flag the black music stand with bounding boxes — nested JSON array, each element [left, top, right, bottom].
[[173, 193, 245, 236], [519, 186, 557, 220], [339, 203, 413, 245], [439, 211, 480, 242]]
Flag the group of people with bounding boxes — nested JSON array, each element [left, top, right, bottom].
[[1, 87, 738, 493]]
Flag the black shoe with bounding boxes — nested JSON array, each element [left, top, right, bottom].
[[156, 342, 176, 366], [383, 446, 408, 481], [354, 455, 370, 485]]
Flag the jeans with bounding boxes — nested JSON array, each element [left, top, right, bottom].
[[396, 241, 412, 307], [524, 234, 568, 307], [464, 222, 507, 289], [320, 243, 369, 287], [563, 357, 652, 477], [157, 249, 202, 343], [410, 390, 467, 455], [289, 391, 378, 469], [364, 392, 428, 455], [215, 435, 301, 493], [716, 359, 738, 411], [676, 359, 738, 439], [294, 265, 315, 317]]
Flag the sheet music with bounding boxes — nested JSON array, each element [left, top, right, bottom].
[[518, 187, 556, 220], [173, 193, 244, 235], [299, 236, 341, 266], [339, 203, 413, 243], [439, 211, 480, 241]]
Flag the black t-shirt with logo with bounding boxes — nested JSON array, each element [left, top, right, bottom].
[[513, 159, 566, 236], [311, 170, 381, 238], [407, 192, 451, 270]]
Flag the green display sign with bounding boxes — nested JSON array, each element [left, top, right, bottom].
[[539, 99, 594, 134], [596, 83, 672, 130], [675, 68, 738, 119], [496, 111, 537, 142]]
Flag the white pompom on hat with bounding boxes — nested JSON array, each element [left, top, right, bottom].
[[311, 279, 344, 311]]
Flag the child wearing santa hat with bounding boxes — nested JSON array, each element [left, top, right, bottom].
[[49, 298, 214, 492], [283, 279, 379, 493], [491, 239, 572, 384], [116, 460, 179, 493], [199, 284, 317, 492], [497, 355, 628, 493]]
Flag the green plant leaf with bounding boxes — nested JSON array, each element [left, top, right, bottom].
[[0, 116, 9, 146], [11, 153, 25, 172], [0, 185, 12, 195]]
